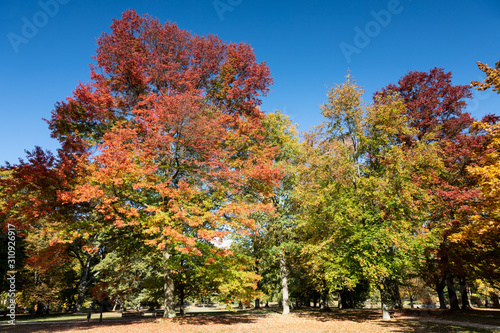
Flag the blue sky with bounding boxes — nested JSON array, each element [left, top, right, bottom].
[[1, 0, 499, 164]]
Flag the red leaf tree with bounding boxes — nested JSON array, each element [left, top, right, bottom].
[[46, 10, 279, 317], [375, 68, 489, 310], [0, 147, 104, 311]]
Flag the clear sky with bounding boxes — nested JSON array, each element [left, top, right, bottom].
[[1, 0, 499, 164]]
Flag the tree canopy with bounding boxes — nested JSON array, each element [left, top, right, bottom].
[[1, 10, 499, 321]]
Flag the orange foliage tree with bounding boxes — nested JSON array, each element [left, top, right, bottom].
[[46, 10, 279, 317]]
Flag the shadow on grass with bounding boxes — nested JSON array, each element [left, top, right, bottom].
[[0, 318, 153, 333], [294, 308, 385, 323], [293, 308, 499, 332], [0, 313, 261, 333], [2, 308, 498, 333], [378, 319, 499, 333], [399, 308, 500, 327]]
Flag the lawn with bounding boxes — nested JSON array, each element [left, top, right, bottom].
[[0, 308, 499, 333]]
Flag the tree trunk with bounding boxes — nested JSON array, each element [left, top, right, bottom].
[[390, 282, 402, 309], [446, 277, 460, 311], [459, 277, 470, 310], [339, 288, 351, 309], [490, 292, 500, 308], [280, 251, 290, 315], [163, 248, 176, 318], [179, 282, 185, 316], [380, 285, 391, 320], [75, 253, 95, 312], [408, 283, 415, 309], [436, 278, 447, 309], [255, 298, 260, 309], [36, 302, 44, 315], [320, 279, 329, 310]]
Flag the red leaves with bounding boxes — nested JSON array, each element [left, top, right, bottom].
[[25, 242, 72, 273], [375, 67, 473, 142]]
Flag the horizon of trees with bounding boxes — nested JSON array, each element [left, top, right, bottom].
[[1, 10, 499, 320]]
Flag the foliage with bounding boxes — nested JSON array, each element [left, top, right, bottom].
[[40, 9, 280, 317], [2, 11, 499, 315], [376, 67, 490, 310], [297, 76, 441, 317], [471, 60, 500, 94]]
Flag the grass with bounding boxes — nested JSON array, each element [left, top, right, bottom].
[[0, 306, 253, 324], [6, 311, 123, 323], [399, 308, 500, 327], [0, 307, 498, 333]]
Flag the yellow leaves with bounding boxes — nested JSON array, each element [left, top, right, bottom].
[[471, 60, 500, 94], [444, 121, 500, 262], [468, 122, 500, 201]]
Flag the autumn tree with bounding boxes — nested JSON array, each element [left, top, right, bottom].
[[471, 60, 500, 94], [454, 122, 500, 288], [451, 59, 500, 289], [0, 147, 105, 312], [298, 76, 440, 319], [45, 10, 279, 318], [375, 68, 484, 310], [257, 111, 301, 314]]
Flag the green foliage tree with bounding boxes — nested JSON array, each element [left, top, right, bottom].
[[297, 76, 441, 319]]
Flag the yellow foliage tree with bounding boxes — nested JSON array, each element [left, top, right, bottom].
[[454, 121, 500, 287], [452, 59, 500, 287]]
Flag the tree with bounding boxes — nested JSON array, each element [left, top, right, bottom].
[[298, 76, 440, 319], [471, 60, 500, 94], [259, 111, 301, 314], [0, 147, 104, 312], [376, 67, 473, 143], [46, 10, 279, 317], [376, 68, 483, 310], [452, 60, 500, 289]]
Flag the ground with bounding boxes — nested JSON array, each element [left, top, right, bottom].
[[1, 308, 499, 333]]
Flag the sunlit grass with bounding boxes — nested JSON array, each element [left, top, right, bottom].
[[11, 311, 123, 323]]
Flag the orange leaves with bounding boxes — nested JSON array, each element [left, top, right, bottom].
[[20, 11, 282, 309], [113, 218, 126, 227], [71, 183, 105, 203]]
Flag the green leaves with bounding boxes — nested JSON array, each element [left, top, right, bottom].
[[298, 75, 441, 296]]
